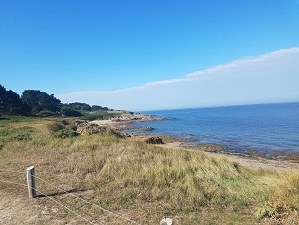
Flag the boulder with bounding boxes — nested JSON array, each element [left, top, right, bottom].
[[145, 136, 164, 144], [139, 126, 155, 131]]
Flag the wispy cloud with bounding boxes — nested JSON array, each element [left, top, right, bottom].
[[57, 47, 299, 111]]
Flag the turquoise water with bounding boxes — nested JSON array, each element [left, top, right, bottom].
[[132, 102, 299, 154]]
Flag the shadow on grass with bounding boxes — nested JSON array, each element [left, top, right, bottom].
[[37, 189, 88, 198], [0, 117, 10, 121]]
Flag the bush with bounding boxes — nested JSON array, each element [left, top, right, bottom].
[[52, 129, 79, 138], [36, 110, 59, 117], [81, 114, 103, 121], [47, 122, 65, 132], [81, 111, 119, 121], [61, 106, 83, 117], [0, 127, 36, 142]]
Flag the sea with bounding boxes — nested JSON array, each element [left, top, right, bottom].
[[130, 102, 299, 155]]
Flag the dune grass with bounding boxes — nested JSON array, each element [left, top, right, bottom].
[[0, 116, 298, 224]]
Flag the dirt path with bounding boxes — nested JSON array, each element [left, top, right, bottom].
[[0, 190, 83, 225], [0, 191, 42, 225]]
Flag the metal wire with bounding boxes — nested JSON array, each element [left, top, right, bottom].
[[0, 178, 100, 225]]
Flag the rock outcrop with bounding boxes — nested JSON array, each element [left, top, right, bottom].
[[76, 123, 107, 136], [144, 136, 164, 144], [139, 126, 155, 131]]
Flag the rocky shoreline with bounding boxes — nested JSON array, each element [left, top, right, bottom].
[[86, 112, 299, 170], [90, 112, 164, 130]]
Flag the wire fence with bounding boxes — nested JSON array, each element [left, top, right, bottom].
[[0, 177, 97, 224], [0, 168, 141, 225]]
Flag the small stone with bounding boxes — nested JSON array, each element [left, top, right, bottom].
[[160, 218, 173, 225]]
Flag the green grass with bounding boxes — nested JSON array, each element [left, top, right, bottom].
[[0, 115, 37, 126], [0, 116, 298, 224], [0, 126, 36, 151], [52, 129, 79, 138]]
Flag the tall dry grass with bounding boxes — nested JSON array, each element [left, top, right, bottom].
[[1, 117, 299, 224]]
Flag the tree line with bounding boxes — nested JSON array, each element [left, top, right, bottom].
[[0, 84, 110, 117]]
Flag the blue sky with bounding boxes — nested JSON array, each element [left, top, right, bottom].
[[1, 0, 299, 110]]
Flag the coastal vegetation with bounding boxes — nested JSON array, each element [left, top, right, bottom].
[[1, 115, 299, 224], [0, 84, 114, 119]]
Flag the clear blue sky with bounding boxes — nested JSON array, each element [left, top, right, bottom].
[[1, 0, 299, 110]]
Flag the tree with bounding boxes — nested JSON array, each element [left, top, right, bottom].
[[0, 85, 6, 113], [5, 90, 23, 115], [21, 90, 61, 114], [68, 102, 92, 111], [0, 84, 113, 117], [91, 105, 109, 111], [0, 84, 29, 115], [91, 105, 103, 111], [60, 106, 83, 117]]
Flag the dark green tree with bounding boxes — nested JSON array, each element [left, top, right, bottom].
[[91, 105, 109, 111], [91, 105, 103, 111], [0, 85, 29, 115], [21, 90, 61, 114], [0, 85, 6, 114], [61, 106, 83, 117], [68, 102, 92, 111]]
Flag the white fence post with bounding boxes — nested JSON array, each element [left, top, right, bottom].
[[26, 166, 36, 198]]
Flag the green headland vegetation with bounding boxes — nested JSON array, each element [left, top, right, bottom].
[[0, 84, 120, 120]]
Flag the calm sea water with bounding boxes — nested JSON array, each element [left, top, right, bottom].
[[131, 102, 299, 154]]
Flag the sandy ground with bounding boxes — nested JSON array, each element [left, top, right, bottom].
[[0, 191, 44, 225]]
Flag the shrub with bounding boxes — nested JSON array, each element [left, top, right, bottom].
[[0, 126, 36, 142], [52, 129, 79, 138], [81, 111, 119, 121], [81, 114, 103, 121], [36, 110, 59, 117], [61, 106, 83, 117], [47, 122, 65, 132]]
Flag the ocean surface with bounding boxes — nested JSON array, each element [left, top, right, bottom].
[[130, 102, 299, 154]]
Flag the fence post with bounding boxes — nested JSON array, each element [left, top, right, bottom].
[[26, 166, 36, 198]]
